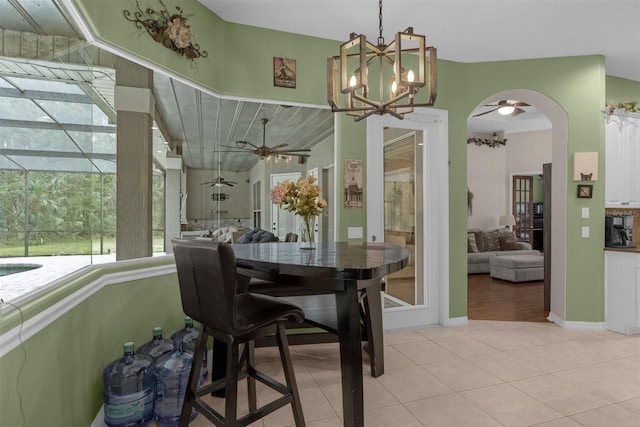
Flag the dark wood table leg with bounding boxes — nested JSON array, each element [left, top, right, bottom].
[[362, 281, 384, 377], [335, 283, 364, 427]]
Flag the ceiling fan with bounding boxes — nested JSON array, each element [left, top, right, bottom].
[[472, 100, 529, 117], [200, 176, 237, 187], [223, 118, 311, 160]]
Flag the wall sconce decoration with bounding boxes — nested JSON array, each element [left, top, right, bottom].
[[573, 152, 598, 181], [467, 132, 507, 148], [123, 0, 207, 65]]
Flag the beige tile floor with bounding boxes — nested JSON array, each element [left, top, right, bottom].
[[185, 320, 640, 427]]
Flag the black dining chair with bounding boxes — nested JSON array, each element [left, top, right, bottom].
[[171, 238, 306, 427]]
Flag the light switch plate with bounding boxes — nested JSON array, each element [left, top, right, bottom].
[[347, 227, 363, 239], [582, 226, 589, 238], [582, 207, 589, 219]]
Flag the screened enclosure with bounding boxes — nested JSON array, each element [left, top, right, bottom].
[[0, 56, 167, 259]]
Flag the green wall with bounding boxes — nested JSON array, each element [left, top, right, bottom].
[[71, 0, 616, 320], [1, 2, 638, 424], [0, 261, 183, 426], [606, 75, 640, 103]]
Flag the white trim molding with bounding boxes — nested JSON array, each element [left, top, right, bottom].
[[0, 263, 176, 358]]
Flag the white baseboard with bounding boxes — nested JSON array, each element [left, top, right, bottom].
[[446, 316, 468, 326], [90, 406, 105, 427], [548, 312, 606, 330]]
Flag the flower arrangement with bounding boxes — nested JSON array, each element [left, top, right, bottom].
[[123, 0, 207, 64], [271, 175, 327, 217]]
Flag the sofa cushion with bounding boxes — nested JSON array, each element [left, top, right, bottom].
[[468, 233, 479, 253], [499, 233, 519, 250], [209, 226, 239, 243], [491, 249, 541, 257], [490, 255, 544, 269], [237, 227, 279, 244], [482, 229, 502, 251], [468, 252, 497, 264], [467, 229, 485, 252]]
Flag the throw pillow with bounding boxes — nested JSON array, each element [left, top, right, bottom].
[[499, 233, 520, 250], [468, 233, 479, 253], [482, 229, 502, 252], [473, 230, 485, 252]]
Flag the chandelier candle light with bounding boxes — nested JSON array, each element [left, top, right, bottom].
[[327, 0, 437, 121], [271, 175, 327, 249]]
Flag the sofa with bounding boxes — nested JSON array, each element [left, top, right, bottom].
[[467, 228, 541, 274]]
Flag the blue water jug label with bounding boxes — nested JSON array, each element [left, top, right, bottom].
[[104, 390, 153, 423]]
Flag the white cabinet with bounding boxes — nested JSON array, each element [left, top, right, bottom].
[[605, 251, 640, 334], [605, 114, 640, 208]]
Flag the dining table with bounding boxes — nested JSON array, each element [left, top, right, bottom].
[[229, 241, 410, 427]]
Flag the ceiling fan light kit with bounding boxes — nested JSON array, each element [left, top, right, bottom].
[[473, 100, 529, 118], [498, 105, 515, 115], [327, 0, 437, 121]]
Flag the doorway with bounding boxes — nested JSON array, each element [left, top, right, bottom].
[[467, 90, 567, 321]]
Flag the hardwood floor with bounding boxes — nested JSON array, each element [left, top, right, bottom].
[[467, 273, 550, 322]]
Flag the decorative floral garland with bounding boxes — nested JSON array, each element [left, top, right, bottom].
[[605, 101, 639, 115], [123, 0, 207, 66], [466, 136, 507, 148]]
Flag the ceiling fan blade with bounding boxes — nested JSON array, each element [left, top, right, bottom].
[[200, 181, 214, 185], [513, 102, 529, 107], [224, 182, 235, 187], [511, 107, 525, 116], [235, 140, 259, 149], [472, 107, 499, 117], [270, 143, 288, 149]]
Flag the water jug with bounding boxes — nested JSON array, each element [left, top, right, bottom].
[[103, 342, 154, 427], [153, 347, 198, 426], [171, 316, 208, 383], [137, 327, 174, 362]]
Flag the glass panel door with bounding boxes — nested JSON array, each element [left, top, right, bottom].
[[383, 130, 423, 307], [513, 175, 533, 244]]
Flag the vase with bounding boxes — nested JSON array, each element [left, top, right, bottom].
[[299, 215, 316, 250]]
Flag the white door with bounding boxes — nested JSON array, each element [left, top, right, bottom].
[[271, 172, 301, 240], [367, 109, 449, 330]]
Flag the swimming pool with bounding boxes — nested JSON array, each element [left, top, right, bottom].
[[0, 263, 43, 277]]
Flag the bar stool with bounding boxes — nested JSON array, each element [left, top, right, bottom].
[[171, 239, 306, 427]]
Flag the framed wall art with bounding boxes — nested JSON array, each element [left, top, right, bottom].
[[344, 159, 363, 208], [273, 57, 296, 88], [577, 184, 593, 199]]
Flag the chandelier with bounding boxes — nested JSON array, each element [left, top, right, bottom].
[[327, 0, 437, 122]]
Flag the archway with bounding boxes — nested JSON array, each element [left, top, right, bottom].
[[467, 89, 568, 323]]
